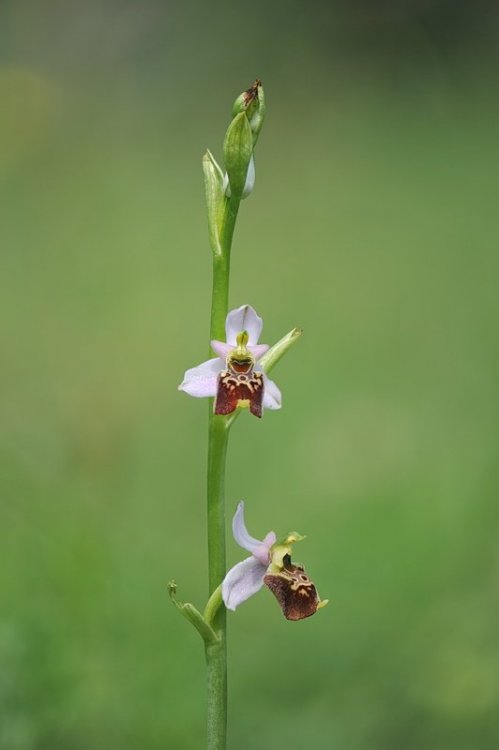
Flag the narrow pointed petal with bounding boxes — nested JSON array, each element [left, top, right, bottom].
[[222, 556, 267, 611], [262, 531, 277, 547], [232, 501, 273, 564], [262, 374, 282, 410], [211, 340, 233, 359], [226, 305, 263, 346], [248, 344, 269, 360], [178, 357, 221, 397], [232, 501, 262, 551]]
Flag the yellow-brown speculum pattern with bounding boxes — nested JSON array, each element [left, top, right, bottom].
[[214, 331, 264, 418]]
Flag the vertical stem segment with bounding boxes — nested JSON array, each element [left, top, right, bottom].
[[205, 194, 240, 750], [207, 416, 230, 596], [206, 639, 227, 750], [209, 196, 240, 343], [205, 416, 229, 750]]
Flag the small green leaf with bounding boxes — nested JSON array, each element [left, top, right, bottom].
[[168, 580, 220, 645]]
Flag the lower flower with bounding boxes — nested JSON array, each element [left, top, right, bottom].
[[222, 502, 328, 620]]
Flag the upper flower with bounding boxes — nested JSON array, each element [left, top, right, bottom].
[[178, 305, 282, 417], [222, 502, 328, 620]]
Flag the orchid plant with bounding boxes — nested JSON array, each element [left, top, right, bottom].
[[170, 80, 327, 750]]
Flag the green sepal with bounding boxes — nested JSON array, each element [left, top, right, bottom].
[[168, 580, 220, 645], [202, 150, 224, 257], [258, 327, 302, 373], [223, 112, 253, 200]]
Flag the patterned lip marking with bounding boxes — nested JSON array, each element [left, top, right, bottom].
[[264, 554, 321, 620], [215, 370, 264, 418], [215, 327, 264, 416]]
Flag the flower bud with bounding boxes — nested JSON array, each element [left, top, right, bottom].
[[232, 79, 265, 146], [222, 111, 253, 200]]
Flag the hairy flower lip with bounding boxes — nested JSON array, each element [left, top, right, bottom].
[[178, 305, 281, 413]]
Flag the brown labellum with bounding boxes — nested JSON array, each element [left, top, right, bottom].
[[214, 369, 263, 418], [264, 554, 321, 621]]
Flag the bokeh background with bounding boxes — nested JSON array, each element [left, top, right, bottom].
[[1, 1, 498, 748]]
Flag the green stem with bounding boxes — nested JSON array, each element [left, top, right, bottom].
[[205, 415, 229, 750], [206, 416, 230, 596], [209, 196, 240, 342], [218, 196, 240, 272], [205, 192, 241, 750], [206, 639, 227, 750]]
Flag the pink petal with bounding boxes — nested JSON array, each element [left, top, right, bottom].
[[211, 340, 233, 359], [180, 376, 218, 398], [178, 357, 221, 398], [249, 344, 269, 360], [225, 305, 263, 346], [262, 374, 282, 410], [262, 531, 277, 547], [232, 501, 274, 565], [222, 556, 267, 611]]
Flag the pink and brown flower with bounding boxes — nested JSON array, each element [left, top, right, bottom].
[[178, 305, 281, 417], [222, 502, 328, 620]]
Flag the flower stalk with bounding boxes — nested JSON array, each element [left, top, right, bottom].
[[205, 415, 229, 750], [173, 80, 307, 750], [205, 199, 233, 750]]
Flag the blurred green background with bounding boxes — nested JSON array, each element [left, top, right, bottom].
[[1, 1, 498, 748]]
